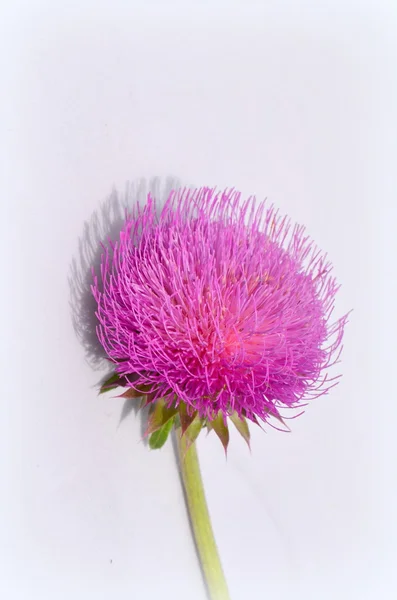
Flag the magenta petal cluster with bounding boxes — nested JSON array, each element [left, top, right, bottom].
[[92, 188, 346, 423]]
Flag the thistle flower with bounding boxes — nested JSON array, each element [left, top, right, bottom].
[[91, 186, 347, 600], [92, 187, 346, 446]]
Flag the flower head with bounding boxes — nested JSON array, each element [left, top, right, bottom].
[[93, 188, 346, 433]]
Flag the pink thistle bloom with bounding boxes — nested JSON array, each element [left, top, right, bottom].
[[92, 188, 347, 425]]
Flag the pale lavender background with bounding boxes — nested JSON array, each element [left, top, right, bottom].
[[1, 2, 396, 599]]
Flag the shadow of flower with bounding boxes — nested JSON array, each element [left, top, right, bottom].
[[68, 175, 182, 433]]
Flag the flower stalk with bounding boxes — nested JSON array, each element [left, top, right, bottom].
[[176, 428, 231, 600]]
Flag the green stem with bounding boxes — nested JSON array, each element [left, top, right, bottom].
[[176, 428, 231, 600]]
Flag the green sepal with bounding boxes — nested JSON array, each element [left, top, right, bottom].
[[182, 414, 204, 454], [208, 412, 229, 453], [99, 373, 121, 394], [146, 398, 178, 435], [229, 411, 251, 448], [149, 416, 175, 449], [179, 402, 198, 434], [116, 385, 153, 399]]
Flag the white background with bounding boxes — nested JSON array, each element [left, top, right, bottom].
[[1, 2, 396, 599]]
